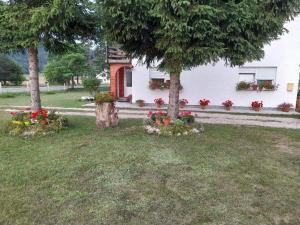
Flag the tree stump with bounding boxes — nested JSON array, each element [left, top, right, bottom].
[[96, 103, 119, 129]]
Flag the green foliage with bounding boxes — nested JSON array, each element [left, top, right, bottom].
[[0, 0, 99, 54], [236, 81, 251, 90], [98, 0, 300, 74], [95, 92, 115, 104], [83, 76, 101, 96], [0, 54, 24, 85], [44, 53, 87, 84], [5, 110, 69, 137]]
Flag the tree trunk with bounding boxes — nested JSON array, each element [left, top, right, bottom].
[[96, 103, 119, 129], [167, 73, 180, 120], [71, 76, 75, 89], [28, 46, 41, 111]]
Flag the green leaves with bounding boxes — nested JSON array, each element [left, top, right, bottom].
[[98, 0, 300, 72], [0, 0, 100, 54]]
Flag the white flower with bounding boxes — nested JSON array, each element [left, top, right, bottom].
[[183, 131, 188, 135], [177, 133, 181, 136]]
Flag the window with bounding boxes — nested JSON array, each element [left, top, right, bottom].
[[125, 70, 132, 87], [238, 73, 255, 83], [149, 67, 169, 80], [239, 67, 277, 84]]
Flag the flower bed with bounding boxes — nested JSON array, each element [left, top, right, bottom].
[[6, 109, 69, 137], [145, 111, 203, 136]]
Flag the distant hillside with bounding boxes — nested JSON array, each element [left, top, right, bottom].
[[8, 47, 48, 74]]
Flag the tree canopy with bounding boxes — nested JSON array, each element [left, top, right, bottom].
[[0, 0, 99, 54], [98, 0, 300, 73], [0, 54, 24, 85], [44, 52, 87, 85]]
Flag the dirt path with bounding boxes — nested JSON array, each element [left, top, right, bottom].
[[2, 107, 300, 129]]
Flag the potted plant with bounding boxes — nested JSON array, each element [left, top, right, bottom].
[[222, 100, 234, 111], [199, 99, 210, 110], [136, 99, 145, 107], [154, 98, 165, 108], [236, 81, 251, 90], [251, 101, 263, 111], [251, 83, 258, 91], [95, 92, 118, 128], [179, 99, 188, 108], [278, 103, 293, 112]]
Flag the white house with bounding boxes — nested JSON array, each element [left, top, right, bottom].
[[108, 17, 300, 109]]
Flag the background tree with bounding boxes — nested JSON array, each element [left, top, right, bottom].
[[0, 0, 99, 111], [98, 0, 300, 119], [44, 52, 88, 87], [0, 54, 24, 86]]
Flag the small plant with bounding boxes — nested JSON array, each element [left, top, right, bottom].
[[154, 98, 165, 108], [136, 99, 145, 107], [251, 101, 263, 111], [278, 103, 293, 112], [95, 92, 115, 105], [251, 83, 258, 90], [222, 100, 234, 110], [236, 81, 251, 90], [83, 77, 101, 96], [179, 99, 188, 108], [6, 109, 69, 137], [178, 111, 195, 124], [199, 99, 210, 109]]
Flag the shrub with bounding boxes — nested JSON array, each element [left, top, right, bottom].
[[95, 92, 115, 104], [83, 77, 101, 96]]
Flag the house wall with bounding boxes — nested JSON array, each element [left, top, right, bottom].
[[131, 17, 300, 108]]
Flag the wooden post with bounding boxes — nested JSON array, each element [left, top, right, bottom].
[[96, 102, 119, 129]]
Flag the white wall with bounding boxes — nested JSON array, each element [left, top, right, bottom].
[[132, 17, 300, 108]]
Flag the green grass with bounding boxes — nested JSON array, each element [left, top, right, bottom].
[[0, 87, 109, 108], [0, 113, 299, 225]]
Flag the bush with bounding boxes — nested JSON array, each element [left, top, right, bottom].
[[83, 77, 101, 96]]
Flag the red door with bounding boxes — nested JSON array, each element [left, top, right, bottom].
[[118, 68, 125, 97]]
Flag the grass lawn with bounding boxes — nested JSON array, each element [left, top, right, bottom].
[[0, 112, 299, 225], [0, 87, 109, 108]]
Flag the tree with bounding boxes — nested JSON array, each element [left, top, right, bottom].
[[0, 0, 99, 111], [0, 54, 24, 85], [98, 0, 300, 119], [44, 52, 88, 87]]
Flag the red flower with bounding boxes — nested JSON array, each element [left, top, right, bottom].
[[222, 100, 234, 107], [199, 99, 210, 106], [31, 111, 38, 119], [9, 112, 17, 116], [147, 111, 153, 118], [154, 98, 164, 105]]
